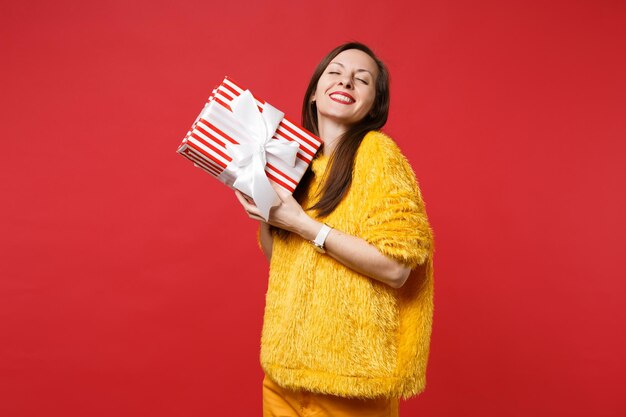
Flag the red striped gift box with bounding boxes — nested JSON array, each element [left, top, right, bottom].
[[176, 76, 323, 195]]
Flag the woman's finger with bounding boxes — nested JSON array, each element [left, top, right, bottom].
[[235, 190, 266, 220], [234, 190, 249, 208], [234, 190, 254, 206], [270, 182, 293, 202], [243, 194, 255, 204]]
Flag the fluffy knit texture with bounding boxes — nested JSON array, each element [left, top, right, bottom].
[[258, 130, 434, 399]]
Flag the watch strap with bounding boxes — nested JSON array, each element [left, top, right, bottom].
[[313, 223, 333, 251]]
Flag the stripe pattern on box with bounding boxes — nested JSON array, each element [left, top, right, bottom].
[[177, 76, 323, 194]]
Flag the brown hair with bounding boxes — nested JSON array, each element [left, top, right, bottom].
[[273, 42, 390, 236]]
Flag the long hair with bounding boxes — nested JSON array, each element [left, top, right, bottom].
[[273, 42, 390, 235]]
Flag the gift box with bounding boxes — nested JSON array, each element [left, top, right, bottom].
[[177, 76, 323, 220]]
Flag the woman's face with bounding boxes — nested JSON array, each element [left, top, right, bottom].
[[312, 49, 379, 127]]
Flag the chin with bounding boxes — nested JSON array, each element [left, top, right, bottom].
[[320, 111, 361, 125]]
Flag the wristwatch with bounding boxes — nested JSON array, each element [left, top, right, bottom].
[[311, 223, 333, 253]]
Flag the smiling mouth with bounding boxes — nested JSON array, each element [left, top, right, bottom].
[[329, 93, 355, 104]]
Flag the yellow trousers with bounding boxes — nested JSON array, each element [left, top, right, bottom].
[[262, 374, 400, 417]]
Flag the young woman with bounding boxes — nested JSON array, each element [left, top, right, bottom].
[[235, 42, 434, 417]]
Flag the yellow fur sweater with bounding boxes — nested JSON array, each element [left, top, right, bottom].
[[259, 130, 434, 399]]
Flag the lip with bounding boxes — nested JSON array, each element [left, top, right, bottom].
[[329, 91, 356, 105]]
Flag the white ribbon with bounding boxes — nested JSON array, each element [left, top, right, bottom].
[[214, 90, 299, 220]]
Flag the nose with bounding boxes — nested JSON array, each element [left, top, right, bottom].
[[338, 75, 353, 89]]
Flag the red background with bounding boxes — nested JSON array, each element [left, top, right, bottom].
[[1, 1, 625, 416]]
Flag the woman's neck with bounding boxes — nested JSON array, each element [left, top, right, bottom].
[[317, 116, 348, 157]]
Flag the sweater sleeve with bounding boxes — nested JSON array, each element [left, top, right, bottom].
[[358, 134, 433, 269]]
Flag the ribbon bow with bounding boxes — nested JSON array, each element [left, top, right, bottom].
[[212, 90, 299, 220]]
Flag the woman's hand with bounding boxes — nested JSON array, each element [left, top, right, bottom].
[[234, 190, 265, 222], [234, 185, 321, 240], [234, 185, 412, 288]]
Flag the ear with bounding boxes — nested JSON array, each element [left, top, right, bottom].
[[310, 94, 316, 103]]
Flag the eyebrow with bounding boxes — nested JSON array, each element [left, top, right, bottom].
[[329, 61, 374, 76]]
